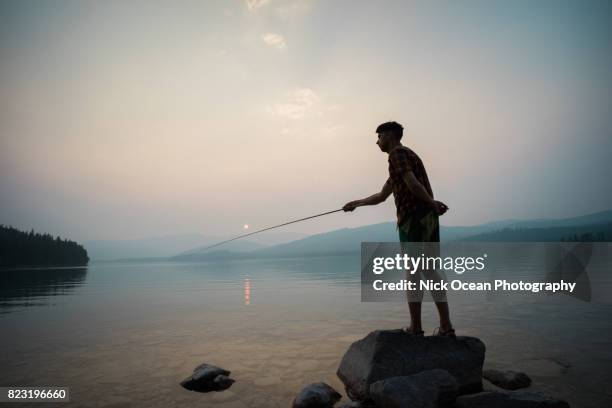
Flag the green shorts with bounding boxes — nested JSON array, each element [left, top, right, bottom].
[[399, 210, 446, 302], [398, 209, 440, 243]]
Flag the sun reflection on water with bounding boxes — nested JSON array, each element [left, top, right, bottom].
[[244, 277, 251, 305]]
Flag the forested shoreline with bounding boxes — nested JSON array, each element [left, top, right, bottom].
[[0, 225, 89, 267]]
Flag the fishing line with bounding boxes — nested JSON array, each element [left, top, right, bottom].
[[200, 208, 344, 252]]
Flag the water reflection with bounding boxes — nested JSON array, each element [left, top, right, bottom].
[[244, 277, 251, 305], [0, 259, 611, 407], [0, 267, 88, 313]]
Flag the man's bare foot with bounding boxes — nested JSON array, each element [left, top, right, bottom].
[[401, 326, 424, 336], [433, 326, 456, 337]]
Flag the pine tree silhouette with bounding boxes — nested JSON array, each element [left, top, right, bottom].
[[0, 225, 89, 267]]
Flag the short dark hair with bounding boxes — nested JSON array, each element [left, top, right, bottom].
[[376, 121, 403, 140]]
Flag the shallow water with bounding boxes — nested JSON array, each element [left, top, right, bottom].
[[1, 255, 611, 408]]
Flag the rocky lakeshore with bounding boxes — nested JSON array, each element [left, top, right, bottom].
[[291, 329, 569, 408], [180, 329, 571, 408]]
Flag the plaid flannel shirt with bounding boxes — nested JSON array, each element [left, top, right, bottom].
[[386, 145, 434, 227]]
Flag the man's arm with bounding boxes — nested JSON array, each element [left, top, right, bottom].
[[402, 171, 449, 216], [343, 179, 392, 212], [388, 148, 448, 216]]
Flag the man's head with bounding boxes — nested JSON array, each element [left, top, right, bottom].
[[375, 121, 403, 152]]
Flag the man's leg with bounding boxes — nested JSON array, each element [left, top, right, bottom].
[[434, 301, 453, 332], [426, 212, 454, 333], [405, 268, 424, 332], [400, 210, 453, 332], [408, 301, 423, 332], [400, 221, 424, 333]]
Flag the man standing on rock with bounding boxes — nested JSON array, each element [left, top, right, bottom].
[[342, 121, 455, 337]]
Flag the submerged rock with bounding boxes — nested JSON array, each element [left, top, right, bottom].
[[292, 382, 342, 408], [455, 390, 570, 408], [180, 363, 234, 392], [520, 358, 571, 377], [369, 369, 459, 408], [336, 329, 485, 401], [484, 369, 531, 390]]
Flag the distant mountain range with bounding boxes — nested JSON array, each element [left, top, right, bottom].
[[462, 221, 612, 242], [171, 210, 612, 262], [85, 231, 307, 261]]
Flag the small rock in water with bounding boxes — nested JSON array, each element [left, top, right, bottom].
[[213, 374, 235, 390], [455, 390, 569, 408], [369, 369, 459, 408], [483, 369, 531, 390], [292, 382, 342, 408], [180, 363, 234, 392]]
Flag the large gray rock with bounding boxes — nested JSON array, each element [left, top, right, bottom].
[[370, 369, 459, 408], [180, 363, 234, 392], [337, 330, 485, 401], [335, 402, 373, 408], [292, 382, 342, 408], [483, 369, 531, 390], [455, 391, 570, 408]]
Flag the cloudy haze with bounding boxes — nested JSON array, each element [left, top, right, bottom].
[[1, 0, 611, 241]]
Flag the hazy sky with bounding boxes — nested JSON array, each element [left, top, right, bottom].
[[1, 0, 611, 241]]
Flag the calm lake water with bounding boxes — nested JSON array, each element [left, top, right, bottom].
[[1, 255, 611, 408]]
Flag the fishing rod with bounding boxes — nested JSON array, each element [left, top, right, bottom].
[[200, 208, 344, 252]]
